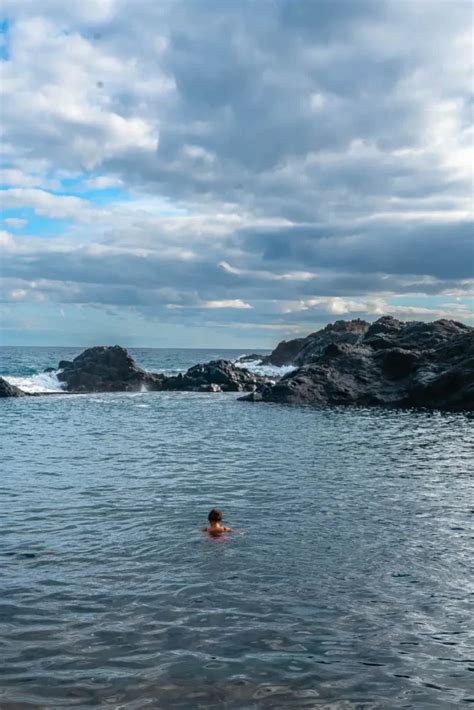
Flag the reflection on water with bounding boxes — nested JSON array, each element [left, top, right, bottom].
[[1, 387, 473, 708]]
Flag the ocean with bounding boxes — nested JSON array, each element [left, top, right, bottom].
[[1, 346, 473, 709]]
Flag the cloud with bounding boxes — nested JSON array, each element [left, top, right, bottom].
[[0, 0, 472, 344], [237, 218, 474, 280], [280, 295, 473, 323], [82, 175, 123, 190], [203, 299, 252, 309], [0, 15, 161, 171], [10, 288, 28, 300], [0, 230, 15, 247], [3, 217, 27, 229], [1, 188, 93, 220], [0, 168, 60, 189]]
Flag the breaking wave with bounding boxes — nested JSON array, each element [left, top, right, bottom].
[[1, 354, 295, 395], [234, 358, 296, 379], [5, 371, 65, 394]]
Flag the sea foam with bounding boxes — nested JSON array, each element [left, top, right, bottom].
[[3, 360, 295, 395], [234, 358, 296, 378], [5, 371, 65, 394]]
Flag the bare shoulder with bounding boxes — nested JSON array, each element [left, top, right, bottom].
[[202, 526, 233, 535]]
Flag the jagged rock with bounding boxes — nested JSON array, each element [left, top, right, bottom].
[[236, 353, 265, 364], [377, 348, 420, 379], [396, 319, 469, 349], [58, 360, 73, 369], [0, 377, 26, 397], [406, 330, 474, 410], [43, 367, 56, 373], [57, 345, 164, 393], [55, 348, 267, 395], [163, 360, 268, 393], [265, 337, 309, 366], [50, 319, 472, 409], [365, 315, 405, 338], [240, 317, 474, 411], [266, 319, 369, 366], [407, 360, 474, 410], [363, 334, 398, 350]]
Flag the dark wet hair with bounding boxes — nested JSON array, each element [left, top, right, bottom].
[[208, 508, 223, 523]]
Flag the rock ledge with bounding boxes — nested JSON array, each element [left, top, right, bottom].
[[240, 317, 473, 411]]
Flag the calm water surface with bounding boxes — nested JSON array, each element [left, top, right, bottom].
[[1, 348, 473, 708]]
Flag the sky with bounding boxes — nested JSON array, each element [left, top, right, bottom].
[[0, 0, 473, 348]]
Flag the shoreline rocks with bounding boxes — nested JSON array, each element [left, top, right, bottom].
[[0, 377, 26, 398], [264, 318, 370, 366], [235, 353, 266, 364], [55, 347, 270, 394], [161, 360, 270, 393], [57, 345, 164, 393], [240, 316, 473, 411], [2, 316, 472, 411]]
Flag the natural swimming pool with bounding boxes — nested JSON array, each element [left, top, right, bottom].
[[1, 348, 473, 708]]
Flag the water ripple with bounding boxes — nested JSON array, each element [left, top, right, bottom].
[[1, 391, 473, 708]]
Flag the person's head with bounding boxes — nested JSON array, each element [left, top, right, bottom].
[[208, 508, 223, 524]]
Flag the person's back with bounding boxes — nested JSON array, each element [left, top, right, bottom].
[[202, 508, 232, 536]]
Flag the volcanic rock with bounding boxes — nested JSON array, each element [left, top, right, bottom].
[[58, 360, 73, 369], [265, 318, 369, 367], [57, 345, 164, 393], [162, 360, 268, 393], [240, 317, 473, 411], [55, 348, 267, 394], [0, 377, 26, 397], [264, 337, 309, 366], [377, 348, 420, 379], [236, 353, 265, 364]]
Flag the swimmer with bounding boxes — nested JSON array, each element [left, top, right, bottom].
[[202, 508, 232, 536]]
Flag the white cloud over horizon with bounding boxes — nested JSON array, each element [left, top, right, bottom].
[[0, 0, 472, 347]]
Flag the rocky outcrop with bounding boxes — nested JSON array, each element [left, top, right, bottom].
[[264, 337, 310, 366], [0, 377, 26, 397], [57, 346, 165, 393], [162, 360, 269, 393], [236, 353, 266, 364], [240, 317, 474, 411], [56, 347, 268, 394], [265, 318, 369, 366]]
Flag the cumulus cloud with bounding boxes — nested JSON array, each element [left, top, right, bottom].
[[0, 168, 60, 189], [1, 188, 94, 220], [0, 14, 161, 171], [280, 295, 473, 323], [82, 175, 123, 190], [3, 217, 27, 229], [204, 299, 252, 310], [0, 0, 472, 344]]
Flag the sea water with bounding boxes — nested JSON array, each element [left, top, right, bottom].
[[1, 347, 473, 708]]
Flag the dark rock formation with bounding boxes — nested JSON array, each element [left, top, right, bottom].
[[162, 360, 268, 393], [240, 317, 474, 411], [264, 337, 309, 366], [58, 360, 73, 369], [55, 347, 268, 394], [236, 353, 266, 364], [265, 318, 369, 366], [57, 345, 165, 393], [0, 377, 26, 397], [377, 347, 420, 379]]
